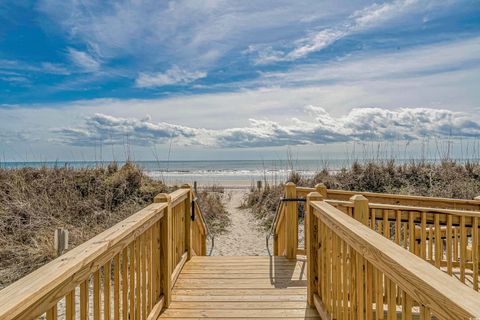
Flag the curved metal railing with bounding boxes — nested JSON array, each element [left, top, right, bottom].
[[192, 192, 215, 256]]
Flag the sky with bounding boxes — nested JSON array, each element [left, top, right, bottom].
[[0, 0, 480, 162]]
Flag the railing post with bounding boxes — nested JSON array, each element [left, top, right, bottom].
[[154, 193, 172, 307], [315, 183, 327, 198], [350, 194, 369, 225], [181, 184, 192, 260], [285, 182, 298, 259], [350, 194, 369, 318], [306, 191, 323, 305]]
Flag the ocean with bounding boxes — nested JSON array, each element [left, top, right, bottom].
[[1, 158, 470, 187], [0, 159, 350, 186]]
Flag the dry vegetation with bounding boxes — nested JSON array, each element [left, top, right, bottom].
[[244, 160, 480, 230], [195, 185, 231, 235], [0, 163, 229, 289]]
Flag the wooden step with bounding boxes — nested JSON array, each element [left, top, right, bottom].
[[159, 256, 319, 319]]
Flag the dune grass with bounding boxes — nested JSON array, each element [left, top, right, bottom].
[[0, 163, 229, 289], [243, 160, 480, 230]]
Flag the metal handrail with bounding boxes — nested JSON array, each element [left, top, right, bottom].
[[192, 191, 215, 256], [265, 197, 306, 256]]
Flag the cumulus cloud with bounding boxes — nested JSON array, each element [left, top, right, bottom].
[[55, 113, 199, 146], [135, 66, 207, 88], [55, 107, 480, 148]]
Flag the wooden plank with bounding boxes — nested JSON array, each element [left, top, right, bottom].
[[146, 226, 152, 312], [80, 279, 88, 320], [310, 200, 480, 319], [136, 237, 141, 320], [159, 308, 320, 318], [65, 290, 75, 320], [446, 215, 453, 275], [171, 252, 188, 287], [122, 247, 128, 320], [460, 215, 467, 283], [105, 259, 111, 320], [474, 217, 479, 291], [46, 305, 57, 320], [172, 288, 308, 296], [94, 270, 100, 320], [168, 301, 311, 309], [146, 296, 164, 320], [342, 240, 349, 320], [156, 193, 173, 307], [173, 278, 307, 289], [172, 294, 308, 302], [141, 233, 147, 320], [114, 254, 120, 320], [421, 212, 427, 259], [285, 182, 298, 259], [129, 242, 135, 320], [434, 214, 441, 267], [313, 293, 331, 320]]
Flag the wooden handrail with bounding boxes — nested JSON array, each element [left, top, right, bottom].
[[308, 199, 480, 319], [298, 186, 480, 210], [327, 198, 480, 218]]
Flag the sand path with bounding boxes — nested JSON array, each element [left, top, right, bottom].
[[210, 189, 271, 256]]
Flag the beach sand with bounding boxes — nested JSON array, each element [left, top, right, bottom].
[[209, 188, 271, 256]]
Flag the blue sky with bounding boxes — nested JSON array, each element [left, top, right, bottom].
[[1, 0, 480, 161]]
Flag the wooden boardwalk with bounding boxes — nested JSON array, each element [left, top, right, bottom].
[[158, 256, 320, 319]]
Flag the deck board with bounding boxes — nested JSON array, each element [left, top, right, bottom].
[[158, 256, 319, 319]]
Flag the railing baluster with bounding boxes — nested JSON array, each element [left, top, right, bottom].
[[114, 254, 120, 320], [94, 269, 100, 320], [66, 290, 75, 320], [446, 214, 453, 275], [129, 242, 135, 318], [421, 212, 427, 259], [141, 233, 147, 320], [473, 217, 479, 291], [460, 215, 467, 283], [105, 259, 111, 320], [122, 247, 128, 320], [135, 237, 141, 320], [80, 279, 88, 320], [434, 214, 441, 267]]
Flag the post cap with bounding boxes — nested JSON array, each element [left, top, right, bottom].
[[285, 181, 296, 187], [307, 191, 323, 201], [349, 194, 368, 202], [154, 193, 171, 203]]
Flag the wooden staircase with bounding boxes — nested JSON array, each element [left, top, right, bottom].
[[159, 256, 319, 319], [2, 184, 480, 319]]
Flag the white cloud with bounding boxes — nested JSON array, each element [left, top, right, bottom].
[[54, 113, 200, 146], [252, 0, 446, 63], [257, 36, 480, 86], [54, 107, 480, 148], [36, 1, 365, 69], [135, 66, 207, 88], [67, 48, 101, 72]]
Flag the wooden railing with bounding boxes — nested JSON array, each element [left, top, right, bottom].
[[275, 183, 480, 289], [297, 186, 480, 210], [327, 197, 480, 291], [306, 195, 480, 319], [0, 185, 208, 320]]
